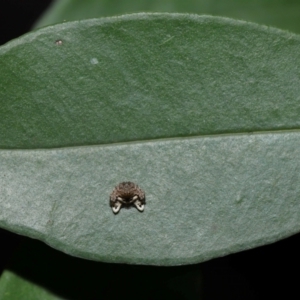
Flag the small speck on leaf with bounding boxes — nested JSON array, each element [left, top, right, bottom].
[[90, 58, 98, 65]]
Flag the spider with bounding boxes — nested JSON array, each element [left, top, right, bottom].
[[110, 182, 145, 214]]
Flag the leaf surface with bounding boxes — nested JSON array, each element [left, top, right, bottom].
[[1, 14, 300, 265], [0, 271, 61, 300]]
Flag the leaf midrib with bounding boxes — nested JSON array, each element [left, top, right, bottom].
[[1, 128, 299, 151]]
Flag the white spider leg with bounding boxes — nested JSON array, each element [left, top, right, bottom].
[[133, 199, 144, 212], [112, 201, 122, 214]]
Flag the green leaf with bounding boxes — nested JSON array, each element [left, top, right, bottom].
[[36, 0, 300, 34], [0, 271, 60, 300], [0, 269, 61, 300], [1, 14, 300, 265]]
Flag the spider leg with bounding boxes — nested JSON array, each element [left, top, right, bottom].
[[112, 201, 122, 214], [133, 199, 144, 212]]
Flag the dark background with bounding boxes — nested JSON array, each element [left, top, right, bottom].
[[0, 0, 52, 45], [0, 1, 299, 299]]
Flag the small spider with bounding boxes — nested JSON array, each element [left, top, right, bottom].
[[110, 182, 145, 214]]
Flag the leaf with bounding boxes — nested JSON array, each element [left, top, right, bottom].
[[36, 0, 300, 34], [1, 14, 300, 265], [0, 271, 62, 300]]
